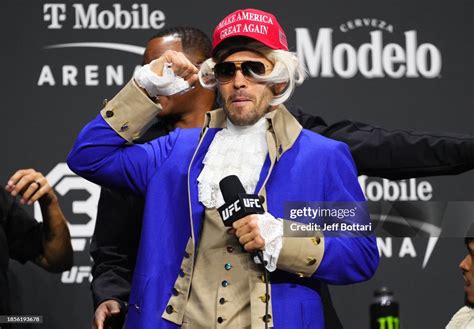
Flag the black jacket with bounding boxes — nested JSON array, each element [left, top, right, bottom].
[[0, 189, 43, 320]]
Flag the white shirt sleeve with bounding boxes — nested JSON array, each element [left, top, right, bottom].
[[254, 212, 283, 272]]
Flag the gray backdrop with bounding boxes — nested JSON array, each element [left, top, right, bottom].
[[1, 0, 473, 328]]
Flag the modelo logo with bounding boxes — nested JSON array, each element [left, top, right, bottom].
[[43, 3, 165, 30], [296, 28, 442, 78]]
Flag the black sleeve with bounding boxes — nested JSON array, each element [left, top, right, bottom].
[[289, 107, 474, 180], [1, 189, 43, 264], [90, 188, 144, 311]]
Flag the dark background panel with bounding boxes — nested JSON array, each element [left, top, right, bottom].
[[1, 1, 473, 328]]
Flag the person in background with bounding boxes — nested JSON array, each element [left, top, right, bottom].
[[446, 225, 474, 328], [1, 168, 73, 320]]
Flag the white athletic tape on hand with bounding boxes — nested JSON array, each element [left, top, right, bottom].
[[134, 61, 191, 97]]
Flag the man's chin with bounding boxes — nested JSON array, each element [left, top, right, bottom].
[[225, 109, 257, 126], [227, 114, 259, 126], [465, 293, 474, 308]]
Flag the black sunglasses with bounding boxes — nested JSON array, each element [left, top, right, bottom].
[[213, 61, 270, 83]]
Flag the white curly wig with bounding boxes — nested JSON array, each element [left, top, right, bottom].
[[198, 39, 306, 106]]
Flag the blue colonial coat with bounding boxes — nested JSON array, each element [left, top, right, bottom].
[[68, 82, 378, 329]]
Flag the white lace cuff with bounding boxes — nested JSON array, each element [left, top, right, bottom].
[[133, 60, 192, 97], [253, 212, 283, 272]]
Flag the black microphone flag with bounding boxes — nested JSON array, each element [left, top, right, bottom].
[[218, 175, 264, 226]]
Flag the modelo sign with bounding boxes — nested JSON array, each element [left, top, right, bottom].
[[296, 27, 442, 78]]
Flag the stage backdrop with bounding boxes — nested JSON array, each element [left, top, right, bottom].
[[1, 1, 473, 328]]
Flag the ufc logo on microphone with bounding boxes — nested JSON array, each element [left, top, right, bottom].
[[243, 197, 262, 208], [222, 200, 241, 220]]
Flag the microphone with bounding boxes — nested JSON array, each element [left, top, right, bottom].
[[218, 174, 266, 261], [218, 175, 264, 227]]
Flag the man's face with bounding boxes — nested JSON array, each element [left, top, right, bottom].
[[460, 241, 474, 306], [143, 36, 207, 118], [218, 50, 274, 126]]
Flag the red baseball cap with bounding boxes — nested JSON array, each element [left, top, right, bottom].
[[212, 8, 288, 56]]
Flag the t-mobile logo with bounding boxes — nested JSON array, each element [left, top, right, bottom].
[[43, 4, 67, 29]]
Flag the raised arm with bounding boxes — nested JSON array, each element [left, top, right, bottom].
[[67, 80, 179, 195], [68, 50, 199, 194], [290, 107, 474, 180], [5, 169, 73, 272]]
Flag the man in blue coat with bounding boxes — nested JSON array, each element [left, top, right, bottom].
[[68, 8, 379, 329]]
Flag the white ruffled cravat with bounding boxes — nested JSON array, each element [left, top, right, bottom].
[[197, 116, 268, 209], [446, 306, 474, 329], [197, 115, 283, 272]]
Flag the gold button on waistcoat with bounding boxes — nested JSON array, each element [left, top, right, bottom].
[[306, 257, 317, 266]]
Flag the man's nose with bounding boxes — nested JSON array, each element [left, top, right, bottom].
[[232, 69, 247, 89], [460, 254, 471, 271]]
